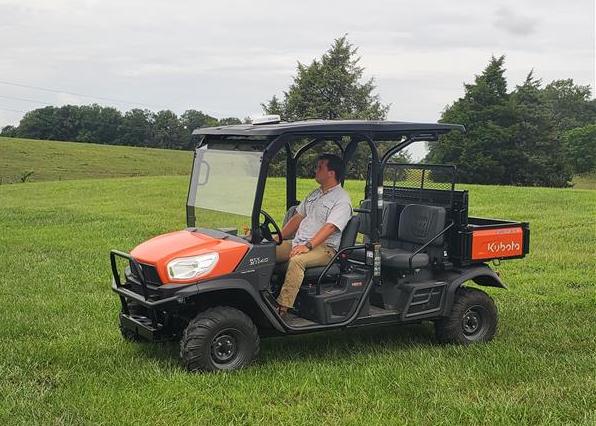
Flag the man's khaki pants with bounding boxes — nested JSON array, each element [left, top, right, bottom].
[[276, 240, 335, 308]]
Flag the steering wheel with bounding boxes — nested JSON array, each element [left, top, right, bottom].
[[259, 210, 283, 245]]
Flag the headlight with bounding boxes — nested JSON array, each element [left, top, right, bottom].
[[167, 252, 219, 280]]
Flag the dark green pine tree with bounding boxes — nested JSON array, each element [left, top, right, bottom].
[[428, 55, 517, 185], [262, 35, 389, 121], [510, 72, 572, 186], [429, 57, 576, 187], [262, 36, 391, 178]]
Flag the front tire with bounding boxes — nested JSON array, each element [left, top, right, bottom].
[[435, 287, 498, 344], [180, 306, 260, 372]]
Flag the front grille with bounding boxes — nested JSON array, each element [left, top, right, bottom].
[[129, 261, 162, 286]]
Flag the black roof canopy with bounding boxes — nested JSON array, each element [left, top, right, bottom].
[[192, 120, 465, 140]]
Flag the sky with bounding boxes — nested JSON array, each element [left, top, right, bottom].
[[0, 0, 594, 158]]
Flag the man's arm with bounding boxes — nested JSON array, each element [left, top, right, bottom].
[[280, 213, 304, 241], [290, 223, 337, 257]]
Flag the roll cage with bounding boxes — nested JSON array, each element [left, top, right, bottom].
[[189, 120, 465, 245]]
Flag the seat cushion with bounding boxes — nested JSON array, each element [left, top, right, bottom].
[[350, 247, 366, 262], [274, 262, 340, 285], [302, 264, 340, 283], [381, 248, 429, 269]]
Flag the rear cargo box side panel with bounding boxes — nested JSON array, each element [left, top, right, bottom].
[[471, 227, 524, 260]]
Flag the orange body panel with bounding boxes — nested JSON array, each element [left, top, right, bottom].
[[471, 227, 523, 260], [130, 230, 249, 284]]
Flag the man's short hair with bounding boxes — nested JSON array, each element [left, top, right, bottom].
[[318, 153, 345, 182]]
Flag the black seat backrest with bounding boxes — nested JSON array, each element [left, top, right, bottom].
[[357, 199, 372, 236], [398, 204, 447, 246], [339, 216, 361, 250], [358, 200, 402, 235], [282, 205, 298, 226], [358, 199, 404, 244]]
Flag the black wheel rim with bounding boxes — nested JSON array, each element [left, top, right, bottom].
[[210, 329, 240, 364], [462, 305, 488, 339]]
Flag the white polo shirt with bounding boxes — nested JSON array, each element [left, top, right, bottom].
[[292, 184, 353, 251]]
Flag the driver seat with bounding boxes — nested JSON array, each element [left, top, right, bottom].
[[300, 215, 361, 284], [282, 205, 298, 240]]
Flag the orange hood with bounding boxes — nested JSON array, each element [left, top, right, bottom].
[[130, 230, 249, 284]]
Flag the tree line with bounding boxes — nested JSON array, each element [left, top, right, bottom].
[[1, 106, 243, 150], [427, 56, 596, 187], [2, 36, 595, 186]]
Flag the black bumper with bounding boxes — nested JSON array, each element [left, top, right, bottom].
[[111, 250, 182, 341]]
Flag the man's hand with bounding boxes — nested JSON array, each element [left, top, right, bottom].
[[290, 244, 310, 257]]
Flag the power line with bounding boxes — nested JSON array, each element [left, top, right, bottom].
[[0, 95, 53, 105], [0, 79, 165, 109]]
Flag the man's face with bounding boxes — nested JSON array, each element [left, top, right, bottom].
[[315, 159, 334, 184]]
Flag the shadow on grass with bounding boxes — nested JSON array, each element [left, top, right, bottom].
[[127, 322, 436, 371], [259, 322, 436, 364]]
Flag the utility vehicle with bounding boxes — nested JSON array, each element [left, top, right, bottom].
[[110, 119, 530, 372]]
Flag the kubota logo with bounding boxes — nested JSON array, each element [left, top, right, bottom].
[[487, 241, 520, 253]]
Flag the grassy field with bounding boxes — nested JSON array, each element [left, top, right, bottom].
[[0, 136, 192, 183], [1, 170, 595, 424], [572, 172, 596, 190]]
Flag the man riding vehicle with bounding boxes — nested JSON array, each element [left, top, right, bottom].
[[275, 153, 352, 315]]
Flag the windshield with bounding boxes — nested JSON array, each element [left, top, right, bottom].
[[188, 146, 262, 231]]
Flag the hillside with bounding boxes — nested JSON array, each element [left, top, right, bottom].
[[0, 136, 193, 183], [2, 136, 595, 189]]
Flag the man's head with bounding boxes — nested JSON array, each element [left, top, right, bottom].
[[315, 153, 345, 186]]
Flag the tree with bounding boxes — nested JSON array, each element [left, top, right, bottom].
[[263, 36, 389, 121], [563, 124, 596, 174], [76, 104, 122, 144], [428, 56, 576, 187], [543, 79, 595, 132], [16, 106, 58, 140], [1, 125, 17, 137], [510, 72, 571, 187], [180, 110, 218, 132], [428, 56, 517, 184], [152, 110, 186, 149], [261, 96, 284, 117], [116, 109, 154, 146], [218, 117, 242, 125], [262, 36, 390, 178]]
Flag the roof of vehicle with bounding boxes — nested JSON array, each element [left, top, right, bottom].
[[192, 120, 465, 139]]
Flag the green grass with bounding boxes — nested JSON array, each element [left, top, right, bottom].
[[0, 136, 192, 183], [1, 175, 595, 425], [572, 172, 596, 190]]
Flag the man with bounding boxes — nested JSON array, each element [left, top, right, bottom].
[[276, 153, 352, 315]]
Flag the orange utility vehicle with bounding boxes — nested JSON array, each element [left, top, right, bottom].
[[110, 119, 529, 372]]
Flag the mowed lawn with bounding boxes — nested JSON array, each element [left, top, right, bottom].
[[0, 172, 595, 424]]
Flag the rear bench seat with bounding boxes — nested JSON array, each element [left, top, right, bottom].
[[356, 200, 447, 269]]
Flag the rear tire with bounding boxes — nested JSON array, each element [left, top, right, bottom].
[[180, 306, 260, 372], [435, 287, 497, 344]]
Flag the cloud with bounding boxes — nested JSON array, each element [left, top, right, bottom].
[[494, 6, 539, 36], [0, 0, 592, 127]]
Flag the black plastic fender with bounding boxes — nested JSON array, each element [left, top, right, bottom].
[[175, 278, 285, 333], [440, 264, 505, 317]]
